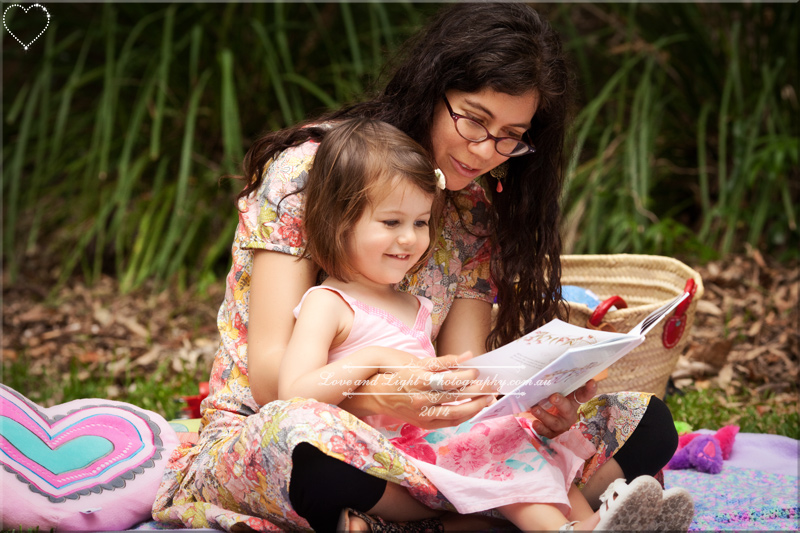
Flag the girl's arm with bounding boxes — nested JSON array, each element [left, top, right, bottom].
[[278, 289, 414, 404], [338, 298, 498, 428], [248, 250, 319, 406]]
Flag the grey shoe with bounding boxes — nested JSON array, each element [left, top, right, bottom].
[[595, 476, 663, 531], [650, 487, 695, 532]]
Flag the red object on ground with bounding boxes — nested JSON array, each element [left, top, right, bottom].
[[181, 382, 210, 419]]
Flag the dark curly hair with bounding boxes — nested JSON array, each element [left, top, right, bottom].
[[238, 2, 574, 349]]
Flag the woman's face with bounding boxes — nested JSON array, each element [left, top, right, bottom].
[[430, 88, 539, 191]]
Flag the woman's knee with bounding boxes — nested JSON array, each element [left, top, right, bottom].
[[613, 396, 678, 480]]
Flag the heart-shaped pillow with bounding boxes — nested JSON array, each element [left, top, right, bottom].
[[0, 384, 180, 531]]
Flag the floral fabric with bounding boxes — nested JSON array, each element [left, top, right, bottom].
[[151, 140, 656, 531], [381, 415, 595, 515]]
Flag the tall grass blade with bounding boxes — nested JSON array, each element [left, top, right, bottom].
[[51, 30, 92, 160], [340, 3, 363, 78], [252, 20, 294, 126], [4, 76, 42, 282], [219, 49, 244, 171], [721, 61, 780, 254], [564, 55, 641, 202], [153, 68, 211, 280], [283, 73, 338, 110], [25, 26, 56, 249], [96, 4, 117, 183], [189, 24, 202, 85], [697, 102, 713, 240], [150, 5, 176, 160], [6, 83, 30, 125]]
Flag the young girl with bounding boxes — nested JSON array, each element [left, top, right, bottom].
[[279, 118, 666, 532]]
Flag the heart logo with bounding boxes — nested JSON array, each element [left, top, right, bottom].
[[0, 386, 167, 503], [3, 3, 50, 51]]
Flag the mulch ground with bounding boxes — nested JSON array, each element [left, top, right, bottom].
[[2, 251, 797, 414]]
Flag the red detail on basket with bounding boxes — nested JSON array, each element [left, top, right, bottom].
[[589, 295, 628, 327], [662, 315, 686, 348]]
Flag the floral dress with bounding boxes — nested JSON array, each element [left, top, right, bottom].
[[151, 140, 655, 531]]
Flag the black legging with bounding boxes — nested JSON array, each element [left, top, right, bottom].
[[289, 396, 678, 531], [611, 396, 679, 480], [289, 443, 386, 532]]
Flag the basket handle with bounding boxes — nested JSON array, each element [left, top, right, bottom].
[[589, 295, 628, 327], [674, 279, 697, 316]]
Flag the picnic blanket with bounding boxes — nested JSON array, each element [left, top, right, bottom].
[[664, 431, 799, 531], [133, 427, 798, 532]]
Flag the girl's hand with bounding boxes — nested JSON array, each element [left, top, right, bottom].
[[523, 379, 597, 438], [340, 351, 499, 429]]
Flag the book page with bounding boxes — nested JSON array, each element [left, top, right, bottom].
[[469, 335, 644, 422], [463, 319, 632, 394], [628, 292, 690, 336]]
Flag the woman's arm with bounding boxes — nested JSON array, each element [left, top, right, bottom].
[[436, 298, 493, 356], [248, 250, 319, 406]]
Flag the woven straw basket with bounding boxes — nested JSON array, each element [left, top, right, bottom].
[[561, 254, 704, 398]]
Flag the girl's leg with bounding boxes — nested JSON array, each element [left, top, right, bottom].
[[499, 490, 600, 533], [290, 443, 387, 530], [581, 458, 625, 510], [582, 397, 678, 509], [498, 501, 573, 531], [366, 481, 442, 522], [566, 483, 597, 524], [291, 443, 439, 530]]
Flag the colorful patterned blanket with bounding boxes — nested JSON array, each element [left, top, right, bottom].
[[665, 431, 799, 531]]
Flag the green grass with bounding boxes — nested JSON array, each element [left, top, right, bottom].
[[1, 355, 202, 421], [666, 387, 799, 439]]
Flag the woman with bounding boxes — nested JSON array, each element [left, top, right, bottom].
[[153, 3, 679, 531]]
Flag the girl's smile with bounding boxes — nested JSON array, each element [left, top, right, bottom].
[[347, 179, 433, 288]]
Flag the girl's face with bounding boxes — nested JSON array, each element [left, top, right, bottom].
[[430, 88, 539, 191], [348, 179, 433, 287]]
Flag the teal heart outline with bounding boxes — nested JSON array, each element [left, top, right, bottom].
[[1, 417, 114, 475]]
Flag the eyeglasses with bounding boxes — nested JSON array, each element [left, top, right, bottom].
[[442, 96, 536, 157]]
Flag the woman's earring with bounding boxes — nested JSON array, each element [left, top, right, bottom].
[[490, 162, 508, 193]]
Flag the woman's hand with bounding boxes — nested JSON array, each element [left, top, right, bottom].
[[340, 351, 499, 429], [523, 379, 597, 438]]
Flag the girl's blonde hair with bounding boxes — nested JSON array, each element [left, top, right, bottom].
[[303, 118, 440, 282]]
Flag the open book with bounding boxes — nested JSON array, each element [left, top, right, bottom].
[[464, 291, 691, 423]]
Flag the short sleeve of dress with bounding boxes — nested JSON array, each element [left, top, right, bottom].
[[237, 140, 320, 257]]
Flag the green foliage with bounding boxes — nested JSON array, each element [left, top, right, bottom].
[[2, 3, 426, 292], [556, 3, 798, 260], [666, 387, 799, 439], [2, 3, 797, 296], [2, 354, 201, 421]]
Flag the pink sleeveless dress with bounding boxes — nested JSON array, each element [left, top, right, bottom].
[[294, 286, 595, 515]]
